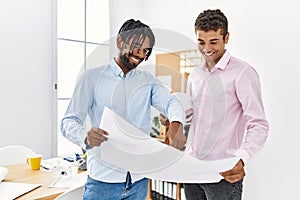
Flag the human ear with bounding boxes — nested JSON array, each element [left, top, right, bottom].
[[225, 32, 229, 44], [116, 36, 123, 49]]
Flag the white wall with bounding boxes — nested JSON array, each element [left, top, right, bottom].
[[111, 0, 300, 199], [0, 0, 56, 158], [109, 0, 144, 59]]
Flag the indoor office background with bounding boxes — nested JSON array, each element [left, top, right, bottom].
[[0, 0, 299, 199], [57, 0, 110, 156]]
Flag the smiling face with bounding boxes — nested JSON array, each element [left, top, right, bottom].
[[116, 35, 151, 74], [196, 28, 229, 69]]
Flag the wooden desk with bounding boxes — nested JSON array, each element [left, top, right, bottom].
[[3, 163, 69, 200]]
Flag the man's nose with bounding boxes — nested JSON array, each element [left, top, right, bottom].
[[203, 44, 212, 53]]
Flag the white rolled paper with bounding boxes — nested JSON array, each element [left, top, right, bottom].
[[0, 167, 8, 182]]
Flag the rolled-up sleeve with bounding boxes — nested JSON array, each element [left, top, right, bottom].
[[150, 78, 185, 124]]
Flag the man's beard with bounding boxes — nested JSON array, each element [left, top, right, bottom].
[[119, 51, 142, 71]]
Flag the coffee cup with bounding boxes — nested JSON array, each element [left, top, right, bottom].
[[26, 154, 42, 170]]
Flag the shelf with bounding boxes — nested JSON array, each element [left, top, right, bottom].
[[147, 179, 182, 200]]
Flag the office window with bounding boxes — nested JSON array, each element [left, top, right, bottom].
[[57, 0, 110, 156]]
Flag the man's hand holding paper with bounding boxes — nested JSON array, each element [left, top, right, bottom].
[[165, 121, 186, 150], [219, 159, 246, 183], [85, 127, 109, 148]]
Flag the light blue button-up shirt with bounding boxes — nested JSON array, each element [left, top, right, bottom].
[[61, 60, 184, 183]]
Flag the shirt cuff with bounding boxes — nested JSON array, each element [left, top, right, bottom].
[[78, 128, 90, 150], [169, 115, 185, 124], [234, 149, 250, 165]]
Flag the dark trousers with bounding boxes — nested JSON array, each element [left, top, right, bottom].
[[183, 179, 243, 200]]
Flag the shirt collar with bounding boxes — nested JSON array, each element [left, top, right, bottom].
[[110, 59, 122, 76], [110, 59, 136, 78], [202, 50, 231, 71]]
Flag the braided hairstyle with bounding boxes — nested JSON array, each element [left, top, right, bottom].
[[118, 19, 155, 61], [194, 9, 228, 39]]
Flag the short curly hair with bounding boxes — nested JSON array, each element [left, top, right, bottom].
[[194, 9, 228, 39]]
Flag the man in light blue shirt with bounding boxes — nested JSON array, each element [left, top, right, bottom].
[[61, 19, 186, 200]]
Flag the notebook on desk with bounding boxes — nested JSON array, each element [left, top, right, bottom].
[[0, 182, 41, 200]]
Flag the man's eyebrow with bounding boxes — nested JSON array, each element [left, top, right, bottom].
[[197, 38, 220, 42], [210, 38, 219, 42]]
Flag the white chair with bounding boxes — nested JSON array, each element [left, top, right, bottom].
[[54, 185, 84, 200], [0, 145, 36, 166]]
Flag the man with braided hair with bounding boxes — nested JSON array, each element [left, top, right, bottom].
[[182, 9, 269, 199], [61, 19, 186, 199]]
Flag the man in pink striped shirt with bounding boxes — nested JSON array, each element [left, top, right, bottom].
[[183, 9, 269, 200]]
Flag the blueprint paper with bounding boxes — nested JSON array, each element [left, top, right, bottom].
[[99, 107, 239, 183]]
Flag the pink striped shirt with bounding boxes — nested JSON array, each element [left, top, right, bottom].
[[186, 50, 269, 164]]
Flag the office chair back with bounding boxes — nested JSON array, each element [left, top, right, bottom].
[[0, 145, 36, 166], [54, 185, 84, 200]]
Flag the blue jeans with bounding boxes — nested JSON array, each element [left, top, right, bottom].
[[83, 173, 148, 200], [183, 179, 243, 200]]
